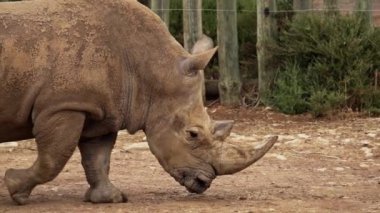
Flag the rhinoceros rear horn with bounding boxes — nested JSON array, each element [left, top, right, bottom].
[[214, 136, 278, 175], [181, 47, 218, 76], [191, 35, 214, 54]]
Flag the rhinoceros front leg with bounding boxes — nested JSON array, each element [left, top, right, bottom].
[[78, 133, 128, 203], [4, 111, 85, 205]]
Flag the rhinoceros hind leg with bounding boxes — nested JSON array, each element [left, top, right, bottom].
[[79, 133, 128, 203], [4, 111, 85, 205]]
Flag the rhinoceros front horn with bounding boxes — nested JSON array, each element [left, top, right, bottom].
[[214, 136, 278, 175]]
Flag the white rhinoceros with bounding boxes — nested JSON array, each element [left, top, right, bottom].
[[0, 0, 277, 205]]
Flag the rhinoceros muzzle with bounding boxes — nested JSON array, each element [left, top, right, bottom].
[[171, 168, 216, 194]]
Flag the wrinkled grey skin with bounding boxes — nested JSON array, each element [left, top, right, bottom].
[[0, 0, 277, 205]]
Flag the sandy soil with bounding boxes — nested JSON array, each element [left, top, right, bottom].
[[0, 106, 379, 213]]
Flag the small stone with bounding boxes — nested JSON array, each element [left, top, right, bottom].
[[0, 142, 18, 148], [334, 167, 344, 171], [360, 147, 373, 158], [285, 139, 302, 145], [360, 140, 371, 147], [117, 131, 128, 136], [273, 154, 287, 161], [278, 135, 296, 141], [342, 138, 352, 144], [359, 163, 370, 168], [123, 143, 150, 152], [316, 137, 329, 145], [327, 182, 336, 186], [230, 132, 239, 137], [317, 168, 327, 172], [238, 196, 247, 200], [51, 186, 59, 192], [297, 134, 310, 139], [264, 106, 272, 111], [367, 133, 377, 138]]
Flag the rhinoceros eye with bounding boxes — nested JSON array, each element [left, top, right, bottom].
[[187, 130, 199, 140], [185, 127, 202, 147]]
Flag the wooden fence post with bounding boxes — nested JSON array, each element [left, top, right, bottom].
[[324, 0, 338, 13], [183, 0, 203, 52], [257, 0, 277, 104], [217, 0, 242, 106], [293, 0, 312, 11], [356, 0, 373, 27], [151, 0, 170, 27]]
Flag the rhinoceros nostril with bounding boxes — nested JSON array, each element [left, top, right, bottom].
[[195, 177, 207, 189], [196, 174, 211, 186]]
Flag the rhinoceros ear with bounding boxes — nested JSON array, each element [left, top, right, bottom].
[[213, 120, 234, 141], [181, 47, 218, 76]]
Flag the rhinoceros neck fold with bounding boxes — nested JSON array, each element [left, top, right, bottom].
[[121, 51, 152, 134], [102, 0, 188, 134]]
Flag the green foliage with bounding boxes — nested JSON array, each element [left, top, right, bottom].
[[271, 63, 309, 114], [236, 1, 257, 80], [309, 90, 345, 117], [168, 0, 183, 43], [270, 13, 380, 116], [202, 0, 217, 42], [361, 89, 380, 116]]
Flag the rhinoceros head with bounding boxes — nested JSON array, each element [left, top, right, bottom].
[[146, 115, 277, 193], [143, 39, 277, 194]]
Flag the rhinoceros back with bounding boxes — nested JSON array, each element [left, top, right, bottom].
[[0, 0, 187, 142]]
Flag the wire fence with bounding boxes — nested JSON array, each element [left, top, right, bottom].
[[152, 7, 380, 27], [152, 8, 380, 13]]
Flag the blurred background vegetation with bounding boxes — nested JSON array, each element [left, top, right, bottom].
[[167, 0, 380, 117]]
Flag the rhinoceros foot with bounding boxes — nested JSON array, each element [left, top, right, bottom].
[[4, 168, 35, 205], [84, 183, 128, 203]]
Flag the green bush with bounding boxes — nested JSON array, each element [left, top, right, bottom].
[[361, 89, 380, 115], [270, 13, 380, 116], [271, 63, 309, 114], [309, 90, 345, 117]]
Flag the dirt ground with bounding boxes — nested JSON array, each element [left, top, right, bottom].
[[0, 106, 379, 213]]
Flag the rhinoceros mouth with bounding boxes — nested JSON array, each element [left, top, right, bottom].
[[171, 168, 215, 194]]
